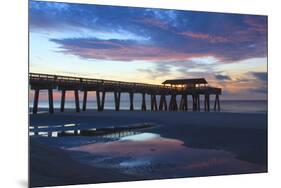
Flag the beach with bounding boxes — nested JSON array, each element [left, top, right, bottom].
[[29, 110, 267, 187]]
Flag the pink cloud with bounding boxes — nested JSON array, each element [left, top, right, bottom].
[[180, 31, 229, 43], [138, 17, 169, 30], [60, 42, 211, 62]]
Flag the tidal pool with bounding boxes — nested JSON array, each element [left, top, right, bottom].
[[66, 132, 265, 178]]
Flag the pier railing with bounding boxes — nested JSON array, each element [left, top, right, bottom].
[[29, 73, 221, 94]]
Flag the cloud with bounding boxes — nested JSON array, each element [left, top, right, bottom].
[[50, 38, 134, 50], [50, 37, 212, 62], [136, 17, 169, 30], [30, 1, 268, 63], [251, 72, 267, 81], [180, 32, 229, 43], [49, 33, 265, 63], [215, 74, 232, 81]]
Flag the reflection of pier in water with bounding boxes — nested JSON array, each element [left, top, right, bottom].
[[29, 73, 222, 114], [29, 123, 152, 138]]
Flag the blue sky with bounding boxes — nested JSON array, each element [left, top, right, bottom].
[[29, 1, 267, 100]]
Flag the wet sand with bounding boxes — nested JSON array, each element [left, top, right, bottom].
[[29, 110, 267, 187], [30, 139, 137, 187]]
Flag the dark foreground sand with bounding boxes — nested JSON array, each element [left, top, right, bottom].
[[29, 110, 267, 187], [30, 139, 138, 187]]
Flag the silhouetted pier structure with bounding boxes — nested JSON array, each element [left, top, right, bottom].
[[29, 73, 221, 114]]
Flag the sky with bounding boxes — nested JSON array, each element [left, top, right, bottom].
[[29, 0, 268, 100]]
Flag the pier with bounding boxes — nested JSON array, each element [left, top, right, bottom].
[[29, 73, 222, 114]]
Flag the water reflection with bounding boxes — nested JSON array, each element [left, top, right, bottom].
[[29, 123, 152, 139], [120, 133, 160, 142], [30, 121, 266, 178], [29, 123, 78, 137], [67, 133, 265, 178]]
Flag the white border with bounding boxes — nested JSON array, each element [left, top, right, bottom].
[[1, 0, 281, 188]]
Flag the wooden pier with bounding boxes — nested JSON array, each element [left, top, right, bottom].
[[29, 73, 222, 114]]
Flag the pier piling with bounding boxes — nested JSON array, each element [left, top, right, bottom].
[[169, 94, 178, 111], [82, 90, 87, 111], [214, 94, 221, 111], [159, 95, 167, 111], [60, 90, 65, 112], [114, 91, 121, 111], [48, 88, 54, 114], [197, 94, 200, 111], [151, 94, 158, 111], [96, 90, 101, 111], [179, 94, 188, 111], [204, 94, 210, 112], [101, 91, 106, 111], [33, 89, 39, 114], [141, 93, 147, 111], [192, 94, 197, 111], [74, 90, 80, 112], [129, 92, 134, 111]]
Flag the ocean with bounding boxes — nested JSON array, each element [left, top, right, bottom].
[[29, 99, 267, 114]]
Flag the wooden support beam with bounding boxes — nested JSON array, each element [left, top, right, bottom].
[[74, 90, 80, 112], [174, 95, 178, 111], [114, 92, 118, 110], [169, 95, 174, 111], [168, 95, 172, 111], [169, 94, 178, 111], [163, 95, 168, 111], [186, 95, 188, 111], [183, 95, 187, 110], [184, 94, 188, 111], [192, 94, 197, 111], [150, 94, 157, 111], [159, 95, 164, 111], [82, 90, 88, 111], [48, 89, 54, 114], [217, 94, 221, 111], [197, 94, 200, 111], [60, 90, 65, 112], [114, 92, 121, 111], [151, 94, 154, 111], [206, 94, 210, 112], [192, 94, 194, 111], [141, 93, 146, 111], [129, 92, 134, 111], [101, 91, 106, 111], [118, 92, 121, 110], [204, 94, 210, 112], [153, 95, 158, 111], [33, 89, 39, 114], [204, 95, 207, 111], [179, 95, 184, 111], [207, 95, 210, 111], [117, 92, 121, 110], [214, 94, 218, 111], [96, 90, 101, 111], [179, 94, 187, 111]]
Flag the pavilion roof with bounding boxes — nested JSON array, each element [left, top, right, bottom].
[[162, 78, 208, 85]]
